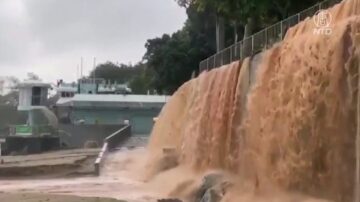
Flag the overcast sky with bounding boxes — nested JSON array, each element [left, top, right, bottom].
[[0, 0, 187, 83]]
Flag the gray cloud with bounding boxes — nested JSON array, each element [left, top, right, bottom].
[[0, 0, 186, 82]]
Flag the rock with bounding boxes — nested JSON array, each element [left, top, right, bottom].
[[200, 188, 222, 202], [196, 172, 224, 200], [194, 172, 233, 202]]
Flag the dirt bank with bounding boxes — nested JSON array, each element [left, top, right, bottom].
[[0, 193, 126, 202], [0, 148, 159, 202], [0, 149, 100, 178]]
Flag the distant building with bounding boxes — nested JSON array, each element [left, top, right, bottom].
[[17, 80, 51, 110], [55, 78, 168, 135]]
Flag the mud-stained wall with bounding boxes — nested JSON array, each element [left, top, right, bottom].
[[147, 0, 360, 201]]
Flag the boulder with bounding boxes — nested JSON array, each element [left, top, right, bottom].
[[194, 172, 233, 202], [195, 172, 224, 200], [199, 188, 222, 202]]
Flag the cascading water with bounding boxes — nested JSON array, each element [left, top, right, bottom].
[[146, 0, 360, 201]]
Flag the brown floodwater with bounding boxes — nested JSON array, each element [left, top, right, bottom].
[[145, 0, 360, 201], [2, 1, 360, 202], [0, 148, 160, 202]]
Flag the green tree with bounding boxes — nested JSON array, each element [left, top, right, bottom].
[[89, 62, 154, 94], [176, 0, 264, 44], [144, 31, 192, 94], [129, 65, 154, 94], [144, 0, 325, 94], [89, 62, 142, 84], [143, 5, 217, 94], [176, 0, 321, 43], [0, 91, 18, 105]]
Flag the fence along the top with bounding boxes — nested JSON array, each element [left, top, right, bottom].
[[199, 0, 341, 73]]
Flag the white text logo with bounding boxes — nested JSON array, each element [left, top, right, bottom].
[[313, 10, 332, 35]]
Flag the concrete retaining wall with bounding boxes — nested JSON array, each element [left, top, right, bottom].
[[58, 124, 125, 148], [0, 105, 26, 137], [57, 107, 159, 135]]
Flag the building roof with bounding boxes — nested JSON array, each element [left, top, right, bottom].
[[18, 80, 51, 88], [56, 94, 170, 108], [75, 94, 169, 103]]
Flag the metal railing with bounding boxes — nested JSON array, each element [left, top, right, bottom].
[[199, 0, 341, 73], [94, 124, 132, 176], [104, 124, 131, 150]]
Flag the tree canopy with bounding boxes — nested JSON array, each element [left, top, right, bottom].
[[143, 5, 217, 94], [176, 0, 321, 35], [90, 62, 143, 84], [89, 0, 324, 95], [88, 62, 155, 94]]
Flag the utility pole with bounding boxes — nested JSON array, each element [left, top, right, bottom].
[[93, 57, 97, 82], [76, 64, 79, 80], [80, 57, 83, 79]]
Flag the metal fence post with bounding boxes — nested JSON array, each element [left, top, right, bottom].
[[206, 58, 209, 71], [265, 27, 268, 49], [221, 51, 224, 66], [280, 21, 283, 40], [251, 36, 254, 55], [214, 55, 216, 69], [239, 41, 244, 60]]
